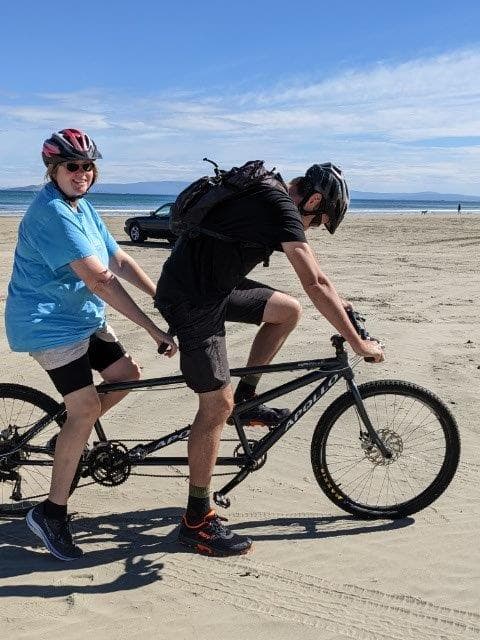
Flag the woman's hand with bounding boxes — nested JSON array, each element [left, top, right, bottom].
[[149, 326, 178, 358]]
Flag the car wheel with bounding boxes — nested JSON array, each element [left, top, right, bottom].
[[167, 234, 177, 246], [129, 223, 146, 243]]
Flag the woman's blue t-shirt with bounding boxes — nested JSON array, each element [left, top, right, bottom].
[[5, 182, 119, 352]]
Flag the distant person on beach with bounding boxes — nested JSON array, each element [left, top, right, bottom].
[[5, 128, 177, 561], [458, 203, 461, 214], [155, 161, 385, 557]]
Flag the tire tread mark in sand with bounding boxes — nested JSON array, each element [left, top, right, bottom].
[[162, 556, 480, 640]]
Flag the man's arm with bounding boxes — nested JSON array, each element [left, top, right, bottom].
[[281, 241, 384, 362], [108, 248, 156, 297]]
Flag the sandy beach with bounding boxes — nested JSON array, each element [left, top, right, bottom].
[[1, 213, 479, 639]]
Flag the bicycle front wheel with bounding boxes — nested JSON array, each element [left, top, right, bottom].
[[0, 383, 81, 516], [311, 380, 460, 519]]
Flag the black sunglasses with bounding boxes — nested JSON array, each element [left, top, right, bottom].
[[64, 162, 95, 173]]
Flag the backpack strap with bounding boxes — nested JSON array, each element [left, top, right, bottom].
[[187, 226, 271, 267]]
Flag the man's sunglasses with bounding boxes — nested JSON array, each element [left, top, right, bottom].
[[64, 162, 95, 173]]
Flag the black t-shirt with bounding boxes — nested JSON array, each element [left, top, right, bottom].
[[156, 185, 307, 305]]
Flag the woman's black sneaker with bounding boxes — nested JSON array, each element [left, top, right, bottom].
[[178, 510, 253, 556], [26, 503, 83, 561]]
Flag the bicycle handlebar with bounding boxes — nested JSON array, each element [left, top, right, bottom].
[[157, 312, 382, 360], [341, 310, 383, 362]]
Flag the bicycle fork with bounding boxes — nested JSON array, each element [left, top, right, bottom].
[[346, 378, 393, 459]]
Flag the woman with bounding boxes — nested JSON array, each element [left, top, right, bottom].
[[5, 128, 177, 561]]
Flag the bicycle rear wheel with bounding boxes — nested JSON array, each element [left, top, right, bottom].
[[0, 383, 81, 516], [311, 380, 460, 519]]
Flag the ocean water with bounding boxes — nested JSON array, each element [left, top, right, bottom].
[[0, 190, 175, 216], [1, 189, 479, 217]]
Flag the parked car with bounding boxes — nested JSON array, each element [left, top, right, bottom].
[[124, 202, 177, 244]]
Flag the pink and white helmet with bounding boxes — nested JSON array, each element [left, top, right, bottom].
[[42, 128, 102, 166]]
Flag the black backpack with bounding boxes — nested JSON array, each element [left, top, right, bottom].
[[169, 159, 288, 266]]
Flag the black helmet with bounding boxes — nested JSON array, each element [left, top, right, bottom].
[[42, 128, 102, 166], [304, 163, 349, 234]]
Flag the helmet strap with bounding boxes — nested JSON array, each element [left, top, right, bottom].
[[298, 189, 316, 216]]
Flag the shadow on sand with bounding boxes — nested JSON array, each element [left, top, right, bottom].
[[0, 506, 413, 597]]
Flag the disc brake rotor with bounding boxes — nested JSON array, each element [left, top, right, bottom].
[[361, 428, 403, 466]]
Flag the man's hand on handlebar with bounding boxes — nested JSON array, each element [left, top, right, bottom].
[[345, 309, 385, 363], [353, 338, 385, 363], [150, 326, 178, 358], [340, 296, 353, 311]]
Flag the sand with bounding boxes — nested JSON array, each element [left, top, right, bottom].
[[1, 213, 479, 639]]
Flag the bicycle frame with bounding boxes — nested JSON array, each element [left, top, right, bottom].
[[7, 337, 390, 507]]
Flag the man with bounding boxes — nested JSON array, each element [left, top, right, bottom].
[[155, 162, 384, 556]]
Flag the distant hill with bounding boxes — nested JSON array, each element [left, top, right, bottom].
[[4, 184, 42, 192], [90, 181, 189, 195], [1, 182, 479, 200]]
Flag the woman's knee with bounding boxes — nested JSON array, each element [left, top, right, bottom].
[[64, 389, 102, 425], [123, 358, 141, 381], [102, 355, 141, 383]]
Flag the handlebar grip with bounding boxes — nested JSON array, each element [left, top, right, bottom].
[[346, 309, 368, 339], [364, 356, 375, 362], [158, 343, 168, 355]]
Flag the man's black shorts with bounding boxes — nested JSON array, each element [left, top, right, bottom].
[[158, 278, 277, 393]]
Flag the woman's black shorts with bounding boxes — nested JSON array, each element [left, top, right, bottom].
[[46, 333, 126, 397]]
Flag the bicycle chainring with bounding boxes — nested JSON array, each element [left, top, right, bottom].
[[88, 441, 131, 486], [233, 440, 267, 471]]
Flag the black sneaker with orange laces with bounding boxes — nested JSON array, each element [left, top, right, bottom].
[[229, 402, 290, 427], [178, 510, 253, 556]]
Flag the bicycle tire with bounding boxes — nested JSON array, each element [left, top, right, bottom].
[[311, 380, 460, 519], [0, 383, 82, 517]]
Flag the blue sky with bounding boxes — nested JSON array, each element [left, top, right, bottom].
[[1, 0, 480, 193]]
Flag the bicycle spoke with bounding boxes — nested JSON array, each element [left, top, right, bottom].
[[0, 385, 68, 515]]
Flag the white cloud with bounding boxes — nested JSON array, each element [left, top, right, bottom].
[[1, 48, 480, 191]]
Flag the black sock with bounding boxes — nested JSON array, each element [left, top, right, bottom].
[[43, 499, 67, 521], [186, 486, 211, 524], [234, 379, 257, 403]]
